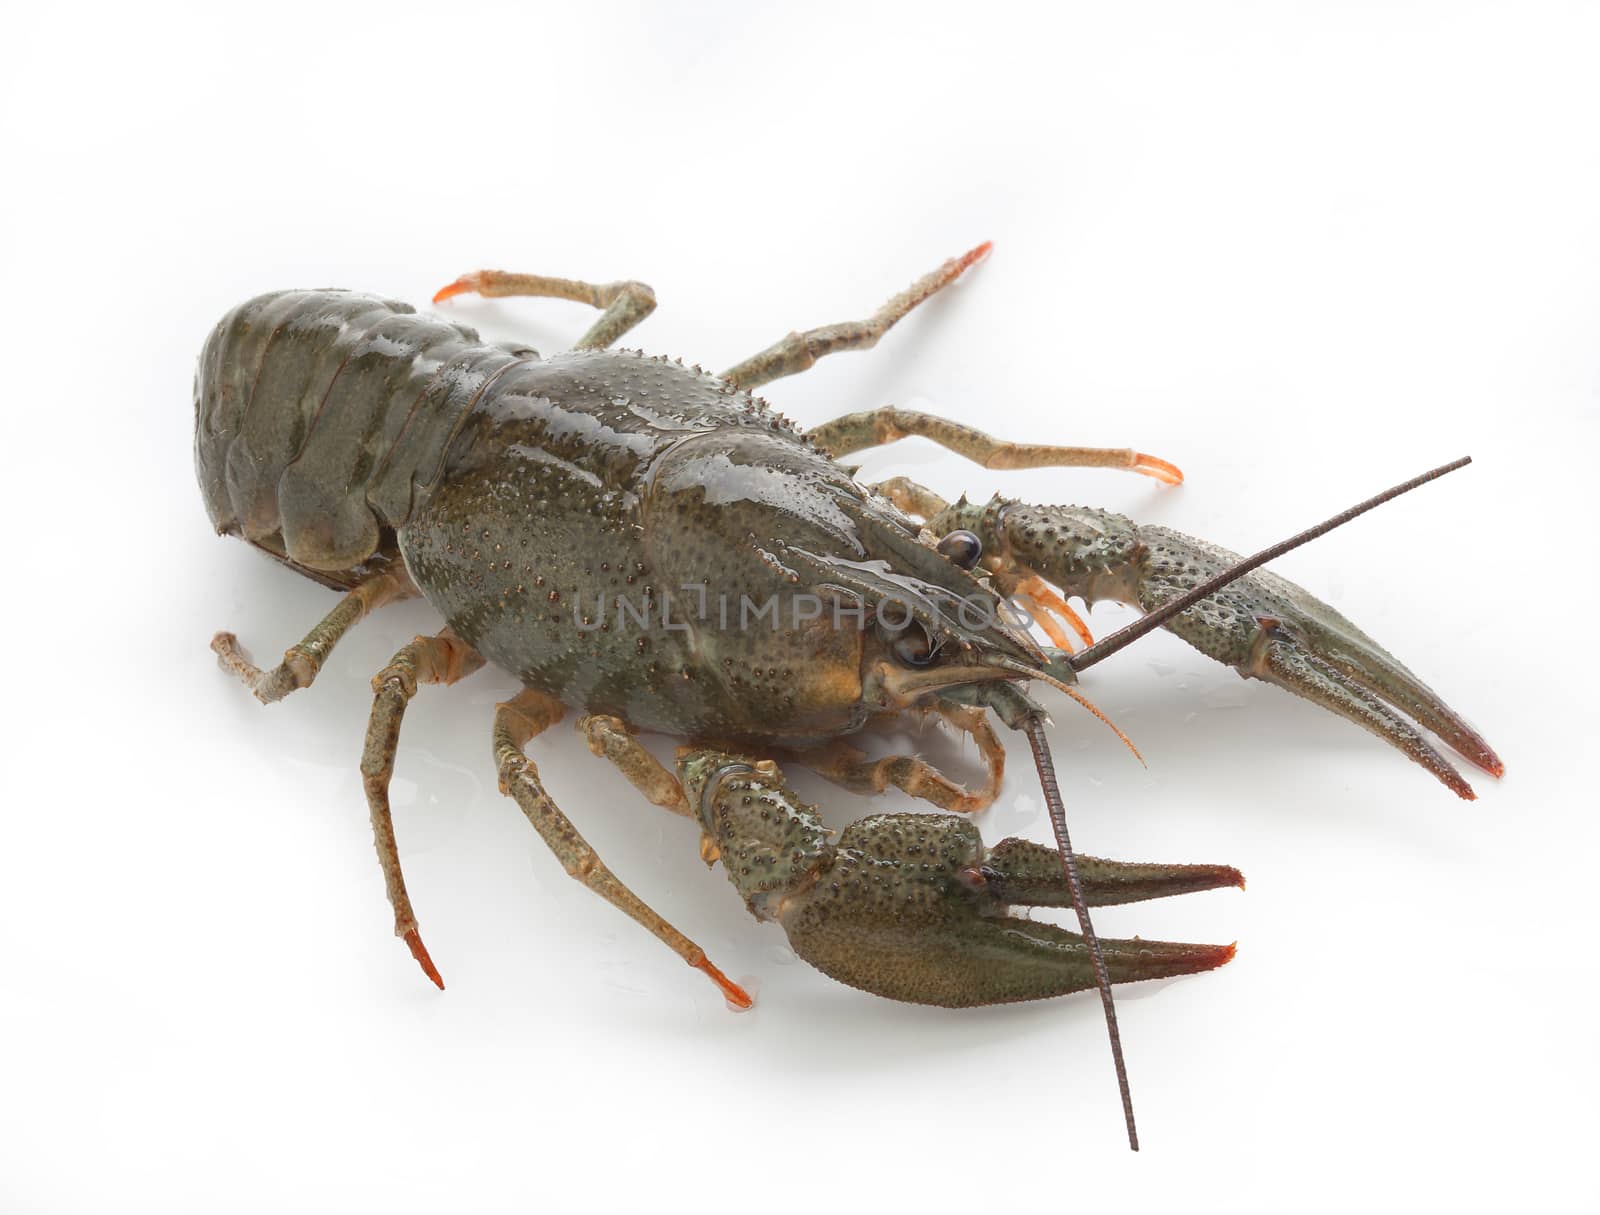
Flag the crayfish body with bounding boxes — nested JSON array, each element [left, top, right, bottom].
[[197, 246, 1500, 1145]]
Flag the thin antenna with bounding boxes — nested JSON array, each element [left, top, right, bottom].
[[1068, 456, 1472, 673], [1024, 714, 1139, 1151]]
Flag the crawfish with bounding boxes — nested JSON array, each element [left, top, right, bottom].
[[194, 244, 1501, 1148]]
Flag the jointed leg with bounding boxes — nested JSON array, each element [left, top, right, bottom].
[[494, 689, 751, 1008], [212, 569, 416, 704], [433, 270, 656, 350], [870, 474, 949, 521], [360, 629, 486, 988], [788, 703, 1006, 814], [577, 714, 690, 816], [721, 242, 991, 390], [810, 405, 1184, 485], [1001, 573, 1095, 653]]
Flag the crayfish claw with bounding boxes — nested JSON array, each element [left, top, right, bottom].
[[928, 494, 1501, 796], [1255, 639, 1479, 800], [780, 814, 1238, 1008], [982, 837, 1244, 906], [1130, 526, 1501, 797], [783, 869, 1236, 1007], [1097, 459, 1506, 792], [681, 752, 1239, 1009], [1139, 525, 1497, 797]]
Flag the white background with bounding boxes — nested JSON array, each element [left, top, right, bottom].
[[3, 3, 1596, 1210]]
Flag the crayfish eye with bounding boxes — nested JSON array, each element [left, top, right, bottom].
[[891, 622, 939, 667], [936, 529, 983, 570]]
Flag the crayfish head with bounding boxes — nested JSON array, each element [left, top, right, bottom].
[[641, 428, 1073, 743]]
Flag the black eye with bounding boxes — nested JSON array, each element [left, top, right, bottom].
[[937, 529, 983, 570], [892, 622, 939, 667]]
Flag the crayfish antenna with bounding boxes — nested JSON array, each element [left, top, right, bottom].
[[1062, 687, 1145, 768], [1024, 714, 1140, 1151]]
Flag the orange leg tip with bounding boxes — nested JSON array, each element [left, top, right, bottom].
[[1017, 577, 1094, 651], [695, 957, 753, 1010], [1133, 452, 1184, 486], [405, 928, 446, 990], [1036, 614, 1074, 652], [1020, 593, 1073, 651], [431, 275, 480, 305], [961, 240, 994, 269], [1215, 942, 1238, 968], [1055, 600, 1095, 650]]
